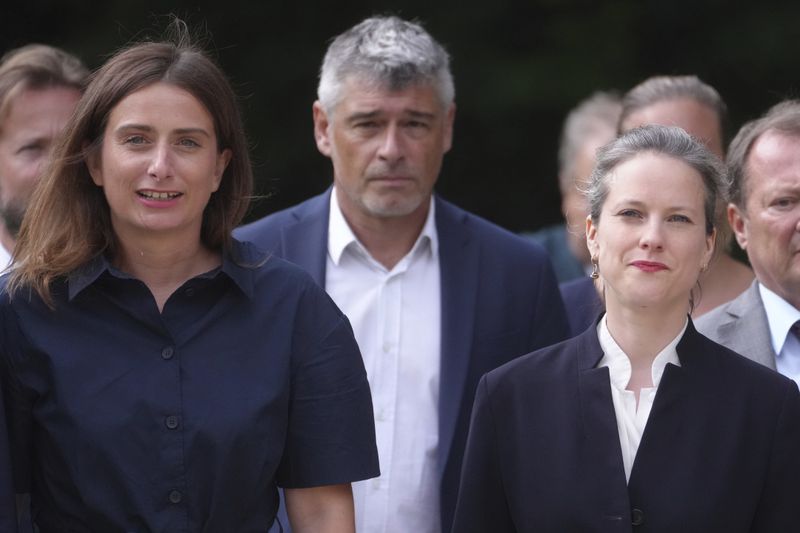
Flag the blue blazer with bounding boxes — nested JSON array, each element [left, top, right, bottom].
[[560, 275, 603, 336], [452, 319, 800, 532], [236, 189, 570, 531]]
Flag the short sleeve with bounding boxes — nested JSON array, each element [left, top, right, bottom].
[[276, 281, 379, 487]]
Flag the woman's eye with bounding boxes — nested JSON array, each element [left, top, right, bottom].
[[123, 135, 147, 145], [178, 138, 200, 148], [618, 209, 640, 218]]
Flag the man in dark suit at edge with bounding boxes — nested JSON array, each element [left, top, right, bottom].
[[236, 16, 569, 533]]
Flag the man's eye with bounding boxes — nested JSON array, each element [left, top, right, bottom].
[[668, 214, 691, 223]]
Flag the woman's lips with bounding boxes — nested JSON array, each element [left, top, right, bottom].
[[631, 260, 668, 272]]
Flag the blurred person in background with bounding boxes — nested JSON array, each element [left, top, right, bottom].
[[527, 91, 621, 284], [0, 44, 86, 266]]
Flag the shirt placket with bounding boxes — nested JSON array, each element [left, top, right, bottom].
[[158, 329, 189, 531], [365, 270, 403, 532]]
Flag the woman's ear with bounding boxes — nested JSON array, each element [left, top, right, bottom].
[[586, 215, 599, 257], [702, 227, 716, 271], [84, 141, 103, 186]]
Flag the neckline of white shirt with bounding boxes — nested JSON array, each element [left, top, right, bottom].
[[758, 282, 800, 356], [597, 314, 685, 392], [327, 187, 439, 270]]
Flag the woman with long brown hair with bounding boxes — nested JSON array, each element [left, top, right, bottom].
[[1, 25, 378, 532]]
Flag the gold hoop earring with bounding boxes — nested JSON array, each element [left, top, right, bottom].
[[590, 257, 600, 280]]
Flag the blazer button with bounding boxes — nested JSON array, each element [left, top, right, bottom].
[[631, 508, 644, 526]]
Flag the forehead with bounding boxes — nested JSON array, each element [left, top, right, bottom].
[[334, 76, 443, 115], [746, 131, 800, 190], [604, 152, 706, 207], [1, 85, 81, 132], [107, 82, 214, 127]]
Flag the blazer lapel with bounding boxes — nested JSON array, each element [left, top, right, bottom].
[[718, 282, 776, 369], [436, 197, 480, 474], [578, 327, 628, 461], [575, 326, 631, 513], [280, 190, 331, 286], [627, 321, 699, 499]]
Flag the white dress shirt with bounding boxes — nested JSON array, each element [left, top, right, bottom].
[[0, 243, 10, 270], [759, 283, 800, 386], [326, 190, 442, 533], [597, 315, 685, 482]]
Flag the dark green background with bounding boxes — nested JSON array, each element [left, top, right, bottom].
[[3, 1, 798, 231]]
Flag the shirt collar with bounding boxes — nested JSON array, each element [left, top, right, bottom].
[[758, 282, 800, 355], [327, 186, 439, 267], [597, 313, 684, 390], [67, 238, 261, 301]]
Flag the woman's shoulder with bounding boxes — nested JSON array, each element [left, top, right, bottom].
[[229, 238, 321, 291], [688, 324, 797, 394], [483, 335, 585, 393]]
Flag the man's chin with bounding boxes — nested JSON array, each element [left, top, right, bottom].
[[363, 197, 426, 218], [0, 206, 25, 237]]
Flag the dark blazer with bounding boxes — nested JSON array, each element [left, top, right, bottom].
[[235, 189, 570, 531], [452, 320, 800, 533], [0, 384, 17, 532], [560, 275, 603, 336]]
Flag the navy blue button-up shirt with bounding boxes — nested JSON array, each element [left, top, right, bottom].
[[1, 239, 378, 532]]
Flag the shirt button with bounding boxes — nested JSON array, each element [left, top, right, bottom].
[[631, 508, 644, 526], [168, 490, 182, 504], [165, 415, 179, 430], [161, 347, 174, 360], [185, 288, 195, 297]]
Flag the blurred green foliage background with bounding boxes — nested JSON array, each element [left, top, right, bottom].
[[2, 0, 798, 231]]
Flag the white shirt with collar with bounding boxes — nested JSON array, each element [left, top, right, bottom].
[[597, 314, 685, 482], [326, 189, 442, 533], [758, 283, 800, 386], [0, 243, 10, 270]]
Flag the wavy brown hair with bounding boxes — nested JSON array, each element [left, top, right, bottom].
[[8, 25, 252, 306]]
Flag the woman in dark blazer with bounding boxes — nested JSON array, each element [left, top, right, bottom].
[[452, 125, 800, 533]]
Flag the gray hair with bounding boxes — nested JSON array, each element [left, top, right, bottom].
[[618, 75, 727, 141], [317, 16, 454, 113], [558, 91, 622, 193], [727, 99, 800, 209], [587, 124, 724, 236]]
